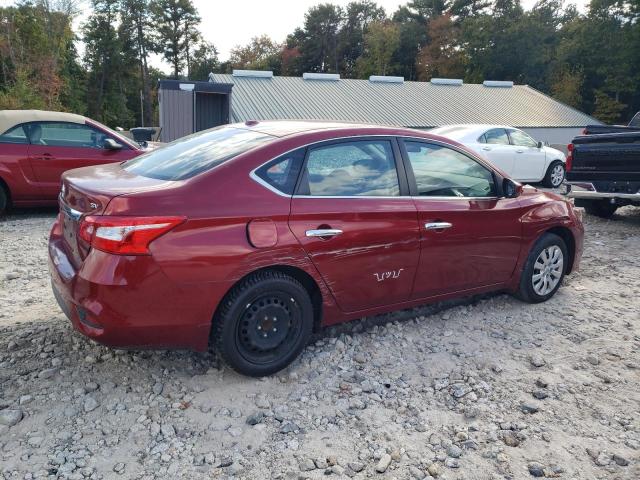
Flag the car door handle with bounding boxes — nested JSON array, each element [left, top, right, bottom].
[[305, 229, 343, 237], [516, 149, 524, 153], [482, 146, 491, 151], [425, 222, 452, 231]]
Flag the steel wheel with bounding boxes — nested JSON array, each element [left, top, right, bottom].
[[236, 292, 303, 365], [532, 245, 564, 296], [550, 163, 565, 187]]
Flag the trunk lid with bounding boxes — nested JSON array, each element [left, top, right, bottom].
[[59, 163, 172, 264]]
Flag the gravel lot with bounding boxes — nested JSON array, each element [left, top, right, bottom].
[[0, 206, 639, 480]]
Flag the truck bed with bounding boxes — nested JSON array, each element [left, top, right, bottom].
[[568, 131, 640, 184]]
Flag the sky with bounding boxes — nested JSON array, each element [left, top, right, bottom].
[[1, 0, 590, 66]]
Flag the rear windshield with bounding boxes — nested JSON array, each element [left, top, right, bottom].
[[122, 126, 273, 180]]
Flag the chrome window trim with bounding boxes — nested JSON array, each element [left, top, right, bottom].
[[249, 134, 501, 201]]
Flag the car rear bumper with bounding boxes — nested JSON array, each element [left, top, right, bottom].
[[48, 218, 218, 352]]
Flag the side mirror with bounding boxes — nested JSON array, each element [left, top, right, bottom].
[[537, 141, 543, 149], [503, 178, 521, 198], [104, 138, 123, 150]]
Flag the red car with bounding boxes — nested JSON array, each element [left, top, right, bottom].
[[49, 121, 584, 376], [0, 110, 146, 213]]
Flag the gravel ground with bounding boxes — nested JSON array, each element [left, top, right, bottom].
[[0, 206, 639, 480]]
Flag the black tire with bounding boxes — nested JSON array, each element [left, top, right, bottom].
[[542, 161, 565, 188], [575, 199, 618, 218], [516, 233, 568, 304], [212, 270, 313, 377], [0, 185, 7, 215]]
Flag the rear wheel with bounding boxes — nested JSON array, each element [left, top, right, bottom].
[[516, 233, 567, 303], [212, 270, 313, 377], [575, 199, 618, 218], [543, 161, 565, 188]]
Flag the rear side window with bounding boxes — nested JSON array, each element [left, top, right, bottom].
[[123, 127, 273, 181], [254, 149, 305, 195], [0, 125, 29, 144], [298, 140, 399, 196], [483, 128, 510, 145]]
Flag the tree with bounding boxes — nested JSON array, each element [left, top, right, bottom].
[[0, 1, 80, 110], [297, 4, 344, 73], [189, 41, 219, 80], [151, 0, 200, 78], [83, 0, 136, 126], [229, 35, 282, 72], [119, 0, 155, 126], [356, 20, 400, 76], [593, 89, 626, 124], [550, 66, 583, 109], [450, 0, 490, 20], [407, 0, 450, 20], [390, 6, 428, 80], [338, 1, 386, 77], [416, 14, 465, 80]]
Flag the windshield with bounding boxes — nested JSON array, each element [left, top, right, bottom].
[[122, 126, 274, 181]]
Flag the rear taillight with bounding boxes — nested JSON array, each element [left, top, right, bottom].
[[566, 143, 574, 172], [79, 216, 185, 255]]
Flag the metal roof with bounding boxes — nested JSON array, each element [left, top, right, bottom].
[[208, 74, 601, 128]]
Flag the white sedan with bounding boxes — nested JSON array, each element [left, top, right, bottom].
[[429, 124, 567, 188]]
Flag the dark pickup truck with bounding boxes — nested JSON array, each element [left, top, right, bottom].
[[566, 129, 640, 217], [583, 111, 640, 135]]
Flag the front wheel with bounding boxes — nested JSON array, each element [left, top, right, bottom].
[[212, 270, 313, 377], [543, 161, 565, 188], [516, 233, 568, 303]]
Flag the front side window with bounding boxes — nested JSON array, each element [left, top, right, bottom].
[[482, 128, 510, 145], [508, 129, 538, 147], [27, 122, 114, 149], [299, 140, 399, 197], [404, 141, 495, 198], [0, 125, 28, 144], [254, 148, 305, 195]]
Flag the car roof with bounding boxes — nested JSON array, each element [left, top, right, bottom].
[[429, 124, 517, 141], [230, 119, 434, 138], [0, 109, 87, 134]]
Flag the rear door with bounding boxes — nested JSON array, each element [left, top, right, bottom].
[[27, 121, 136, 199], [477, 128, 515, 175], [399, 139, 523, 299], [288, 138, 420, 312], [508, 129, 546, 181]]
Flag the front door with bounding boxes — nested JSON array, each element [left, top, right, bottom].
[[288, 138, 420, 312], [508, 129, 546, 181], [478, 128, 515, 176], [400, 139, 524, 299], [27, 122, 134, 199]]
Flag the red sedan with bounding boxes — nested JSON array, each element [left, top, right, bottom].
[[0, 110, 146, 213], [49, 121, 584, 376]]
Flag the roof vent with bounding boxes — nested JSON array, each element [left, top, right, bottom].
[[430, 78, 463, 86], [369, 75, 404, 84], [232, 69, 273, 78], [483, 80, 513, 88], [303, 72, 340, 81]]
